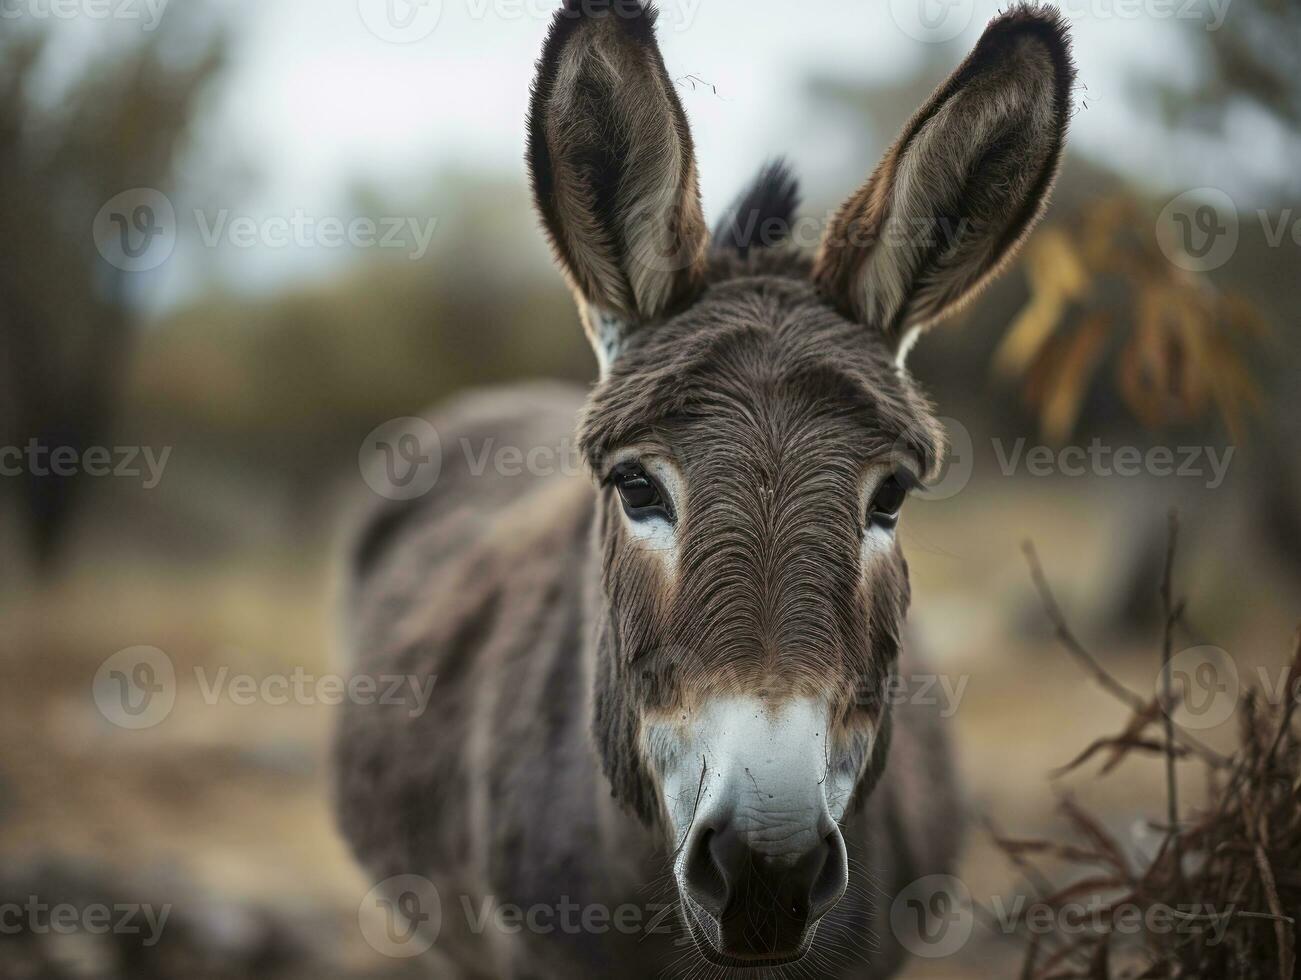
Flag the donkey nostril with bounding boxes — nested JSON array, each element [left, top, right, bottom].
[[807, 829, 849, 921], [684, 828, 730, 918]]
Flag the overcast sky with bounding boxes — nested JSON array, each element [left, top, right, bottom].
[[57, 0, 1289, 311]]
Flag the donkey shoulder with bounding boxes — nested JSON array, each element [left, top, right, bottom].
[[335, 382, 594, 882], [347, 381, 588, 594]]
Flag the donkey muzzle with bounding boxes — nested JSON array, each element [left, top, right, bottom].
[[683, 818, 847, 964], [654, 696, 856, 966]]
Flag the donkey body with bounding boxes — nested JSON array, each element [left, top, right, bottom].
[[336, 4, 1074, 976]]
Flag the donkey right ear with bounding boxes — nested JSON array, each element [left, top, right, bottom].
[[527, 0, 709, 373], [813, 4, 1075, 365]]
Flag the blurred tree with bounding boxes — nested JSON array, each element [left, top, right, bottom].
[[806, 23, 1297, 632], [1140, 1, 1301, 587], [0, 16, 226, 569], [1149, 0, 1301, 171], [995, 198, 1265, 445]]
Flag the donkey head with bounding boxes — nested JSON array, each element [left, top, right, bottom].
[[528, 1, 1073, 966]]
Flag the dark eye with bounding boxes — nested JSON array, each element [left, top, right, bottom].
[[611, 462, 673, 522], [867, 473, 909, 530]]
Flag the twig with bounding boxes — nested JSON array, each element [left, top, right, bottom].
[[1262, 625, 1301, 769], [1159, 509, 1184, 888], [1021, 540, 1229, 768]]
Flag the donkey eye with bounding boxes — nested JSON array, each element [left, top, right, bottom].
[[611, 463, 673, 522], [867, 473, 909, 531]]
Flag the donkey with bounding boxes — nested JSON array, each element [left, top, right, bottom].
[[335, 2, 1074, 975]]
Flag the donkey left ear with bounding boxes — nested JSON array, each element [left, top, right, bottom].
[[813, 4, 1076, 363], [527, 0, 709, 374]]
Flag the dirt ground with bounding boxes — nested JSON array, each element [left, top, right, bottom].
[[1, 476, 1294, 978]]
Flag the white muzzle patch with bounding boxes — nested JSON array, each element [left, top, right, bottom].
[[646, 696, 868, 871]]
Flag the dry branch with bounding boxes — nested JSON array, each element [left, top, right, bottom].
[[998, 522, 1300, 979]]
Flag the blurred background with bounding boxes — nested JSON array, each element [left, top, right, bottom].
[[0, 0, 1297, 976]]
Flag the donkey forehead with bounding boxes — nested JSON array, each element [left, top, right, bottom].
[[578, 274, 945, 475]]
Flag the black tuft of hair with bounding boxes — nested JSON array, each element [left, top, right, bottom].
[[711, 158, 801, 258]]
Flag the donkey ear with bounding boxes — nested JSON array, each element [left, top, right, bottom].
[[813, 4, 1075, 363], [527, 0, 709, 372]]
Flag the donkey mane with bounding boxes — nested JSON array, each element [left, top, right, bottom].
[[711, 159, 802, 258]]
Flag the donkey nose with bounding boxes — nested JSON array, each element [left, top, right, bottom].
[[683, 823, 847, 961]]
